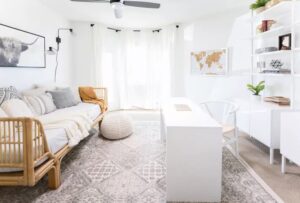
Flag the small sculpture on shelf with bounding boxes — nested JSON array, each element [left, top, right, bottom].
[[270, 59, 283, 69]]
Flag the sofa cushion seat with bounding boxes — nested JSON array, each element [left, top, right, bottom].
[[40, 103, 101, 122], [45, 128, 69, 154], [0, 103, 102, 173], [0, 127, 68, 173]]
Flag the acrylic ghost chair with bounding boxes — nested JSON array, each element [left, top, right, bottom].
[[199, 101, 239, 156]]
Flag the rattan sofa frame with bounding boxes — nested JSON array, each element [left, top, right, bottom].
[[0, 87, 107, 189]]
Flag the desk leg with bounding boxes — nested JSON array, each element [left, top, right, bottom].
[[270, 148, 274, 165], [281, 155, 286, 174], [160, 111, 166, 142]]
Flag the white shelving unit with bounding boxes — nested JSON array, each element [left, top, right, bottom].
[[245, 0, 300, 165], [254, 50, 291, 56], [251, 0, 299, 108], [280, 0, 300, 173]]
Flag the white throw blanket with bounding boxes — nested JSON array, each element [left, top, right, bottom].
[[38, 111, 93, 147]]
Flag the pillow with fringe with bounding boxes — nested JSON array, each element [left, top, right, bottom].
[[0, 86, 20, 106]]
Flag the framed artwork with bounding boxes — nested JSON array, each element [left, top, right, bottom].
[[191, 48, 228, 75], [0, 23, 46, 68], [279, 33, 291, 50]]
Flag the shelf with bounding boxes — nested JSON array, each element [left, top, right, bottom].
[[253, 2, 292, 21], [233, 98, 292, 111], [252, 73, 292, 77], [254, 50, 292, 56], [253, 25, 291, 39]]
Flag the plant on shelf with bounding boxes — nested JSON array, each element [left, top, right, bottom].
[[247, 81, 265, 96], [247, 81, 265, 101], [250, 0, 270, 13]]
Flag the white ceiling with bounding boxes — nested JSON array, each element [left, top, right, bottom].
[[40, 0, 252, 29]]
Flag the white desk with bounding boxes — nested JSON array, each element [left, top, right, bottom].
[[161, 98, 222, 203]]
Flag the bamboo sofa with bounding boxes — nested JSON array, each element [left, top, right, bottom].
[[0, 87, 107, 189]]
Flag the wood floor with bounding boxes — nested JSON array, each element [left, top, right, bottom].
[[239, 134, 300, 203]]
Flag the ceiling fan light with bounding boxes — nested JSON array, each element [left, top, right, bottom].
[[112, 2, 123, 18]]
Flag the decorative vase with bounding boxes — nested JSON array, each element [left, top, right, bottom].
[[254, 6, 265, 14], [266, 0, 283, 9], [251, 95, 262, 102]]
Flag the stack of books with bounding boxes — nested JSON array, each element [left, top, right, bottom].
[[264, 96, 290, 106]]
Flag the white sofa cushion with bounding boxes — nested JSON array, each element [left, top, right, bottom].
[[0, 108, 7, 117], [0, 127, 69, 173], [1, 99, 34, 117], [40, 103, 101, 122], [45, 128, 69, 153]]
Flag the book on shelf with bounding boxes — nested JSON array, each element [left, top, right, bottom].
[[264, 96, 290, 106]]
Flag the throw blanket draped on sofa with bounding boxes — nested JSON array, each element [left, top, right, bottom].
[[39, 112, 93, 147], [79, 87, 108, 112]]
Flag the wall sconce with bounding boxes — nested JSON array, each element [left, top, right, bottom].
[[47, 46, 57, 55], [47, 28, 73, 82]]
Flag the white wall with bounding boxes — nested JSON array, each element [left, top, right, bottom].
[[0, 0, 72, 90], [69, 22, 94, 87], [174, 8, 252, 102], [70, 8, 253, 103]]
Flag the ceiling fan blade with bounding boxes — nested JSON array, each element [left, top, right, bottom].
[[123, 1, 160, 9], [70, 0, 109, 3]]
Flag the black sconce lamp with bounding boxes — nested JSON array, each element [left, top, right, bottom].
[[47, 28, 73, 82]]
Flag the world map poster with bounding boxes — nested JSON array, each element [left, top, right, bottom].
[[191, 48, 227, 75]]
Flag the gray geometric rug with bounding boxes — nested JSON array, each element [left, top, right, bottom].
[[0, 121, 277, 203]]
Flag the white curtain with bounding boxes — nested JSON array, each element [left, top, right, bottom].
[[92, 24, 176, 110]]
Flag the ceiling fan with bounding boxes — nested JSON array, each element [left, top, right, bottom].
[[70, 0, 160, 19]]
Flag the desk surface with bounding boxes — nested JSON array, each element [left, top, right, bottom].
[[161, 98, 221, 128]]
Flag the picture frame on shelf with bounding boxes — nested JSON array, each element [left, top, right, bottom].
[[279, 33, 292, 51]]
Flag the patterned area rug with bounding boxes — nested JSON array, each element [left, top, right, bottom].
[[0, 121, 278, 203]]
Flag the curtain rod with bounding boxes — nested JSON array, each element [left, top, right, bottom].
[[90, 24, 179, 32]]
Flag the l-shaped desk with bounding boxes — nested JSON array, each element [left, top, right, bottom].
[[161, 98, 222, 203]]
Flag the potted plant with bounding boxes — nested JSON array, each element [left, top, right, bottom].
[[250, 0, 270, 14], [247, 81, 265, 102]]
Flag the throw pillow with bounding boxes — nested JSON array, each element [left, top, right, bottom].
[[23, 96, 44, 115], [21, 87, 46, 97], [1, 99, 34, 117], [57, 86, 82, 104], [0, 86, 20, 106], [23, 93, 57, 116], [47, 88, 78, 109], [40, 93, 57, 113]]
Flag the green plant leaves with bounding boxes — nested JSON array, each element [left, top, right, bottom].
[[247, 81, 265, 95], [250, 0, 270, 10]]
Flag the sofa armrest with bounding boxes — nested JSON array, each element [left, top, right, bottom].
[[0, 117, 53, 184], [92, 87, 108, 105]]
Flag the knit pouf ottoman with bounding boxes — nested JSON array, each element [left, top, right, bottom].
[[101, 111, 134, 140]]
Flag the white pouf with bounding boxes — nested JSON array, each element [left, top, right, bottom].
[[101, 111, 134, 140]]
